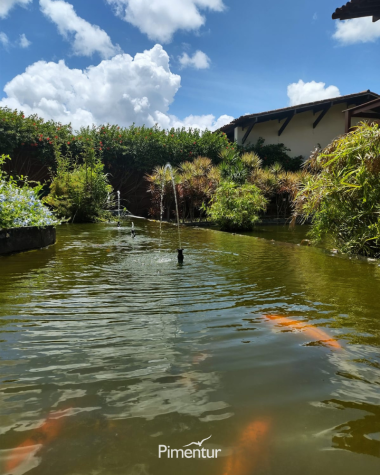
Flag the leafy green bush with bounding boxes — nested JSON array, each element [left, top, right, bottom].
[[0, 155, 59, 229], [207, 181, 268, 231], [293, 123, 380, 257], [0, 108, 73, 168], [44, 147, 113, 223]]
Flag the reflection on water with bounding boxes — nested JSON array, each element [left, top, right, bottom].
[[241, 223, 311, 244], [325, 400, 380, 458], [0, 221, 379, 474]]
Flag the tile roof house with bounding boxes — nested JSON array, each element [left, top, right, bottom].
[[218, 91, 380, 159]]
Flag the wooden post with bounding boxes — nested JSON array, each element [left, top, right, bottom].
[[345, 110, 352, 134]]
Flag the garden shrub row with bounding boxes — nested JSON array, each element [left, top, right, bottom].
[[0, 107, 233, 176], [0, 107, 302, 177]]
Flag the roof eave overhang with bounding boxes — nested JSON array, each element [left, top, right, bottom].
[[332, 1, 380, 22], [218, 91, 380, 134]]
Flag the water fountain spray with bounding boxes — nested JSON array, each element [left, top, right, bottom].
[[160, 164, 183, 263], [117, 191, 121, 227]]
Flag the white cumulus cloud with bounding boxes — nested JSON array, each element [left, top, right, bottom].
[[39, 0, 121, 58], [0, 44, 229, 131], [287, 80, 341, 106], [333, 17, 380, 45], [0, 0, 32, 18], [19, 33, 31, 48], [158, 112, 233, 131], [106, 0, 225, 43], [179, 50, 210, 69], [0, 32, 9, 47]]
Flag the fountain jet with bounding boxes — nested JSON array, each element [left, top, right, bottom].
[[117, 191, 121, 227], [160, 164, 183, 262]]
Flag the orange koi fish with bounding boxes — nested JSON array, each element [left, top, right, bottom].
[[265, 315, 342, 349], [4, 410, 66, 474], [223, 418, 272, 475]]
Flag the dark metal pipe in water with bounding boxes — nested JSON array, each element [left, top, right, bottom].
[[178, 249, 184, 263]]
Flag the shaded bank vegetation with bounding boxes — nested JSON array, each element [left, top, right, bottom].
[[0, 107, 301, 216], [294, 123, 380, 257], [146, 149, 309, 231], [0, 107, 231, 215], [3, 107, 380, 257], [147, 122, 380, 259]]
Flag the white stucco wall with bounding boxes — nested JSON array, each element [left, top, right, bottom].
[[235, 103, 364, 158]]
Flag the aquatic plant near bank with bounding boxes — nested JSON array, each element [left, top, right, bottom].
[[0, 155, 59, 229], [207, 181, 268, 231], [44, 147, 113, 223], [147, 149, 308, 224], [210, 150, 308, 226], [293, 123, 380, 257]]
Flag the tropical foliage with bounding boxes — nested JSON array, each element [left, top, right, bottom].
[[146, 157, 220, 222], [216, 148, 310, 222], [44, 147, 113, 223], [293, 123, 380, 257], [146, 148, 309, 229], [207, 181, 267, 231], [177, 157, 221, 222], [0, 155, 59, 229]]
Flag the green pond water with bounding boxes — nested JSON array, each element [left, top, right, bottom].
[[0, 221, 379, 475]]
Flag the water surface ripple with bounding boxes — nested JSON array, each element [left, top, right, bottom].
[[0, 221, 379, 475]]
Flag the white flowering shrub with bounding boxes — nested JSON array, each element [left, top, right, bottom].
[[0, 155, 59, 229]]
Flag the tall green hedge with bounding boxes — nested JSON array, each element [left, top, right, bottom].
[[0, 107, 233, 175]]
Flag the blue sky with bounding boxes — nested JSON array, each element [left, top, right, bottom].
[[0, 0, 379, 131]]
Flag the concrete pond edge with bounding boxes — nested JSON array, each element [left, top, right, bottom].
[[0, 226, 56, 255]]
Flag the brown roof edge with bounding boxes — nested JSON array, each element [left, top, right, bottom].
[[217, 90, 380, 133], [332, 0, 380, 21], [343, 96, 380, 112]]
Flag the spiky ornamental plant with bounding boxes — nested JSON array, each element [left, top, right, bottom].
[[218, 149, 249, 185], [178, 157, 220, 222], [293, 123, 380, 257], [145, 165, 179, 220]]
